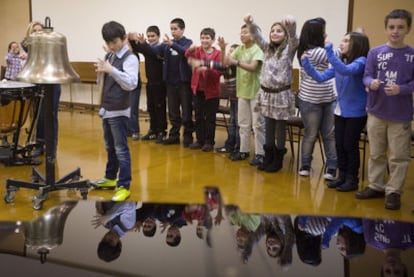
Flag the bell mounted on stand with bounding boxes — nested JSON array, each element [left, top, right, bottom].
[[4, 17, 90, 211]]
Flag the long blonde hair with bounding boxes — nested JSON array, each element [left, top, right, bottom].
[[25, 21, 43, 37], [22, 21, 43, 50]]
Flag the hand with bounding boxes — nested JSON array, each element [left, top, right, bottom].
[[188, 58, 202, 68], [160, 222, 169, 233], [243, 14, 253, 24], [281, 15, 295, 27], [163, 34, 173, 46], [95, 58, 113, 73], [128, 32, 138, 41], [91, 214, 110, 228], [369, 79, 382, 91], [136, 33, 146, 44], [384, 83, 400, 96], [217, 36, 227, 50], [187, 44, 197, 54], [196, 66, 208, 73], [300, 53, 308, 61], [134, 221, 142, 232], [214, 213, 223, 225]]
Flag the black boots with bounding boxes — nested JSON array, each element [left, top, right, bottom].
[[257, 145, 287, 173], [336, 175, 359, 192], [266, 148, 287, 172], [327, 170, 346, 188], [258, 145, 275, 171]]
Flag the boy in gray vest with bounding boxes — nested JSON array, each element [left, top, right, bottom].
[[92, 21, 139, 201]]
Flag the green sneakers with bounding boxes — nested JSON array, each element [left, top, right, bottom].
[[111, 186, 131, 202], [91, 178, 130, 201], [91, 177, 117, 190]]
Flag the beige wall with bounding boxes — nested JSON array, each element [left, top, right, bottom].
[[0, 0, 30, 67], [352, 0, 414, 47], [1, 1, 413, 65]]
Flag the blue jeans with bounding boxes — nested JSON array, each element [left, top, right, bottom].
[[103, 116, 131, 189], [128, 85, 141, 135], [224, 99, 240, 150], [298, 99, 337, 169]]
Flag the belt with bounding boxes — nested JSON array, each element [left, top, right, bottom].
[[260, 85, 291, 93]]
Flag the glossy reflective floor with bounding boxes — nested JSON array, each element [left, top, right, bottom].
[[0, 189, 413, 276], [0, 109, 413, 222]]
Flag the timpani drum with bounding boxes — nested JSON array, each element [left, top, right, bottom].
[[0, 80, 36, 133]]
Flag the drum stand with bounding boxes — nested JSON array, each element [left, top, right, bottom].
[[0, 87, 42, 166], [4, 85, 90, 210]]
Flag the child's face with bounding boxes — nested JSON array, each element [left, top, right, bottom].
[[266, 236, 282, 257], [146, 31, 159, 45], [166, 226, 180, 244], [339, 34, 351, 55], [200, 34, 214, 51], [10, 43, 20, 54], [106, 37, 125, 53], [170, 23, 184, 40], [336, 234, 347, 257], [240, 27, 253, 44], [270, 24, 286, 44], [143, 218, 156, 232], [385, 18, 410, 46], [32, 23, 43, 33]]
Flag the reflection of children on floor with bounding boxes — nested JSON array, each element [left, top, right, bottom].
[[153, 204, 187, 247], [296, 215, 365, 259], [363, 219, 414, 276], [92, 201, 137, 262], [225, 205, 265, 263], [264, 215, 295, 269]]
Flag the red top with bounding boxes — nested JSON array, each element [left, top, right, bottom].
[[185, 46, 222, 99]]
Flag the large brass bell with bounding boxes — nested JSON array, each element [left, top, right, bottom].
[[17, 17, 80, 84]]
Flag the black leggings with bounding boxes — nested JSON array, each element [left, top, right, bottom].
[[265, 117, 286, 150]]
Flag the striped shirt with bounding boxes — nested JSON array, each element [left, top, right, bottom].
[[298, 47, 336, 104]]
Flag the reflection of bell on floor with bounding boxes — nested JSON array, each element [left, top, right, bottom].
[[16, 16, 79, 84], [23, 201, 77, 263]]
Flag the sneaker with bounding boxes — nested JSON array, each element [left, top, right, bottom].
[[163, 137, 180, 145], [156, 133, 166, 144], [249, 154, 264, 166], [215, 146, 231, 153], [299, 165, 311, 176], [132, 133, 140, 140], [230, 151, 250, 161], [355, 187, 385, 199], [324, 168, 336, 181], [201, 144, 214, 152], [189, 142, 202, 150], [141, 132, 156, 141], [111, 186, 131, 201], [91, 178, 117, 190], [183, 136, 193, 148], [385, 193, 401, 210]]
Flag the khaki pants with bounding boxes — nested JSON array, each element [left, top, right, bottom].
[[367, 114, 411, 195]]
